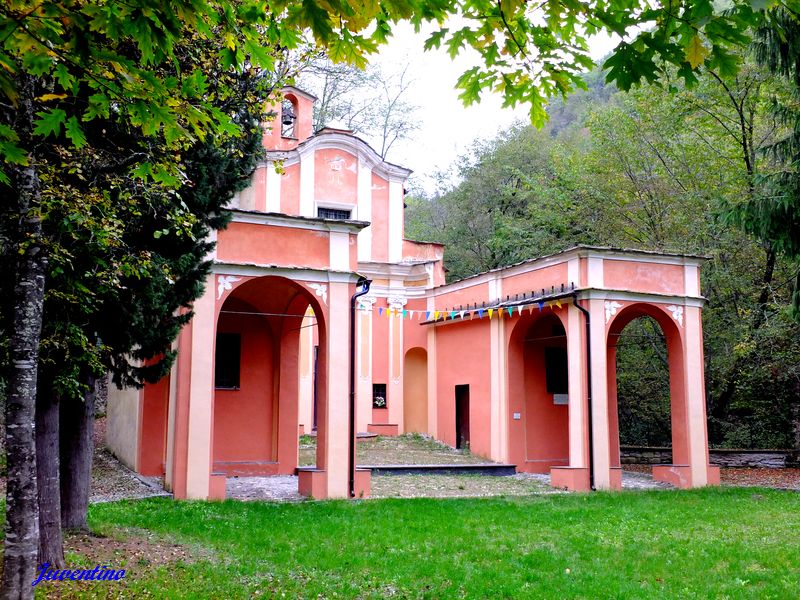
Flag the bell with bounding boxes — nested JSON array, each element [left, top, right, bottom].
[[282, 104, 296, 126]]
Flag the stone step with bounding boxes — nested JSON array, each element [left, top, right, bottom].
[[359, 464, 517, 476]]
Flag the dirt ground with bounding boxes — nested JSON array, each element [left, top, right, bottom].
[[623, 464, 800, 489], [34, 530, 207, 599]]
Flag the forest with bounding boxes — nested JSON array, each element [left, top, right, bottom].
[[405, 59, 800, 451]]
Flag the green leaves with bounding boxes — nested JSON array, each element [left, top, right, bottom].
[[33, 108, 67, 138], [419, 0, 772, 124], [64, 116, 87, 149]]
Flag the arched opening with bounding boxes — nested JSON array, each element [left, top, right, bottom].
[[508, 312, 570, 473], [281, 97, 297, 138], [607, 304, 688, 482], [212, 276, 326, 476], [403, 348, 428, 434], [615, 317, 671, 447], [297, 306, 319, 436]]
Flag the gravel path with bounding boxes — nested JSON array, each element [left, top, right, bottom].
[[25, 419, 785, 506], [226, 475, 304, 502], [223, 470, 672, 502], [90, 418, 170, 504]]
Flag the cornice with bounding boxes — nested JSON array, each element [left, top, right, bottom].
[[264, 131, 412, 181], [230, 209, 368, 234]]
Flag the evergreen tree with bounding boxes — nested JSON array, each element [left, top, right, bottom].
[[728, 7, 800, 319]]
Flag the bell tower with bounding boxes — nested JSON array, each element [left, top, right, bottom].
[[263, 86, 316, 151]]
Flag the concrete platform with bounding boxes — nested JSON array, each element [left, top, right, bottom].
[[357, 464, 517, 476]]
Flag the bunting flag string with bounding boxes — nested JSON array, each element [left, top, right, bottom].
[[355, 282, 576, 324]]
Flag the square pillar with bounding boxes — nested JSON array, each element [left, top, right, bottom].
[[426, 300, 438, 439], [684, 305, 713, 487], [356, 297, 375, 432], [184, 281, 216, 499], [316, 280, 353, 499], [567, 304, 588, 469], [489, 314, 509, 463], [588, 298, 617, 490]]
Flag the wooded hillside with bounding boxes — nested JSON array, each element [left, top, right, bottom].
[[406, 61, 800, 450]]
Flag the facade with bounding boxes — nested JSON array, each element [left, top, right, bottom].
[[107, 87, 720, 500]]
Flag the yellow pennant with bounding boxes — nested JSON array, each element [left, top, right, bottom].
[[434, 310, 440, 320], [488, 308, 494, 319]]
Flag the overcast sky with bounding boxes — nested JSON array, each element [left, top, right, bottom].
[[366, 22, 617, 194]]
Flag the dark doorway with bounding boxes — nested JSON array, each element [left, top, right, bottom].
[[455, 384, 470, 450]]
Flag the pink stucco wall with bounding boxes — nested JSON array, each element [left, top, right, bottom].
[[217, 222, 330, 268], [280, 163, 300, 216], [604, 260, 684, 295], [434, 321, 492, 457], [315, 149, 357, 206]]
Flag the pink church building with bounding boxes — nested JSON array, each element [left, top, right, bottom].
[[106, 87, 720, 500]]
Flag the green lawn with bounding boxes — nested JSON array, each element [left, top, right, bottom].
[[50, 488, 800, 598]]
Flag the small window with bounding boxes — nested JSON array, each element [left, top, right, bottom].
[[372, 383, 387, 408], [318, 207, 352, 220], [215, 333, 241, 389]]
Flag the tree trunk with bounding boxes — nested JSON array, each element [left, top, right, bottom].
[[2, 71, 48, 600], [60, 374, 96, 530], [1, 179, 46, 598], [35, 377, 64, 567]]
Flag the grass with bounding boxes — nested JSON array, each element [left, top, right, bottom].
[[44, 487, 800, 599]]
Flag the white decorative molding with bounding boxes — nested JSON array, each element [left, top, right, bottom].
[[604, 300, 623, 324], [309, 283, 328, 305], [298, 151, 315, 217], [666, 304, 684, 327], [217, 275, 242, 300], [387, 296, 408, 310], [357, 295, 377, 311], [388, 179, 404, 263], [356, 157, 373, 262], [327, 155, 345, 184], [269, 131, 412, 180], [265, 162, 281, 213], [576, 288, 706, 308], [230, 209, 367, 233]]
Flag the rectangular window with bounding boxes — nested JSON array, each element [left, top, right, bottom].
[[544, 347, 568, 395], [215, 333, 241, 389], [318, 207, 352, 220], [372, 383, 387, 408]]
